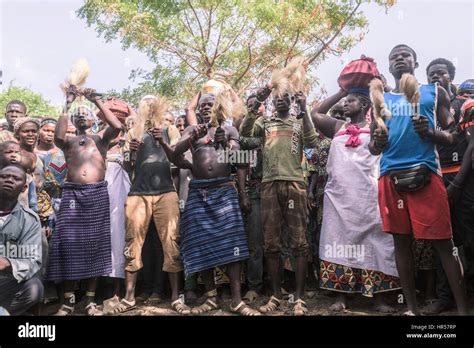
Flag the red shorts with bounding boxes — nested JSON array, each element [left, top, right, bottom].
[[378, 172, 452, 240]]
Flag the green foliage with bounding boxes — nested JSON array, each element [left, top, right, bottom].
[[0, 83, 60, 117], [78, 0, 395, 103]]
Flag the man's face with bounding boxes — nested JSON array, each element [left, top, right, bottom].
[[343, 95, 364, 117], [0, 166, 27, 199], [73, 107, 94, 130], [198, 97, 215, 123], [427, 64, 451, 88], [18, 122, 39, 148], [176, 118, 186, 135], [272, 93, 292, 114], [39, 123, 56, 145], [389, 47, 418, 78], [162, 113, 174, 127], [0, 143, 21, 165], [5, 103, 26, 128]]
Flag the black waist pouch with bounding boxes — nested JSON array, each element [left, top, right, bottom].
[[389, 165, 431, 192]]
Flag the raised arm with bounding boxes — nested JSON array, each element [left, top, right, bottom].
[[83, 89, 122, 144], [54, 110, 69, 151], [295, 92, 320, 148], [314, 88, 347, 114], [54, 87, 77, 150], [310, 110, 342, 139], [185, 91, 200, 126]]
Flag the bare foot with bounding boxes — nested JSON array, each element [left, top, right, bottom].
[[374, 295, 396, 313], [375, 303, 396, 313], [329, 301, 346, 312]]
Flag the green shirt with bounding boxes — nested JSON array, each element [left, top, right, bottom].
[[240, 112, 320, 183], [0, 201, 42, 282]]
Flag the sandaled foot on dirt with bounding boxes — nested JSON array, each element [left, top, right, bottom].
[[230, 301, 262, 316], [145, 293, 163, 306], [54, 304, 74, 316], [329, 301, 346, 312], [111, 298, 136, 314], [135, 292, 150, 303], [293, 299, 308, 316], [242, 290, 259, 304], [191, 298, 220, 315], [171, 298, 191, 315], [85, 302, 103, 316], [259, 296, 281, 313]]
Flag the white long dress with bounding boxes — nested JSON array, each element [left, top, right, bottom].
[[105, 153, 131, 279], [319, 124, 398, 278]]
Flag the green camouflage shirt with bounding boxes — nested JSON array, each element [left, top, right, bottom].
[[240, 112, 320, 183]]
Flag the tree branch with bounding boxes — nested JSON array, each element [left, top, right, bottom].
[[210, 19, 224, 66], [284, 29, 301, 66], [233, 26, 258, 87], [306, 1, 361, 66], [187, 0, 206, 53]]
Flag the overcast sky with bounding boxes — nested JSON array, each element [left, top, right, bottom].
[[1, 0, 473, 107]]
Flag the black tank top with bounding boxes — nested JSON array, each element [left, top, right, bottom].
[[129, 129, 175, 195]]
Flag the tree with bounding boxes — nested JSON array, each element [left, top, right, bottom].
[[0, 83, 60, 117], [78, 0, 395, 104]]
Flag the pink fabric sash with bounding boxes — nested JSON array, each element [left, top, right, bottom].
[[334, 124, 370, 147]]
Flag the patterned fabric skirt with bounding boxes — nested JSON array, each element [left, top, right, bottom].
[[319, 260, 401, 297], [180, 177, 249, 277], [46, 181, 112, 281]]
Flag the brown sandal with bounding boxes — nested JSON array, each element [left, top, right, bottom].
[[293, 299, 308, 316], [111, 298, 136, 314], [259, 296, 281, 313], [171, 298, 191, 315], [230, 301, 262, 316], [191, 298, 220, 315]]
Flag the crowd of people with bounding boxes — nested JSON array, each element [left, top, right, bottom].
[[0, 43, 473, 316]]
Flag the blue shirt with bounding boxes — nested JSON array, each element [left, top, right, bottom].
[[380, 84, 441, 176]]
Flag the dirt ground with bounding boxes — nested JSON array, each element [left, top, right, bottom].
[[42, 287, 473, 316]]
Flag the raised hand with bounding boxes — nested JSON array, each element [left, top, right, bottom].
[[373, 127, 389, 152], [295, 91, 307, 119], [192, 124, 208, 141], [152, 127, 165, 144], [256, 86, 272, 104], [213, 127, 227, 147], [82, 88, 101, 103], [129, 138, 143, 153], [65, 85, 78, 108]]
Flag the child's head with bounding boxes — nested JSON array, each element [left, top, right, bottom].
[[0, 141, 21, 167]]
